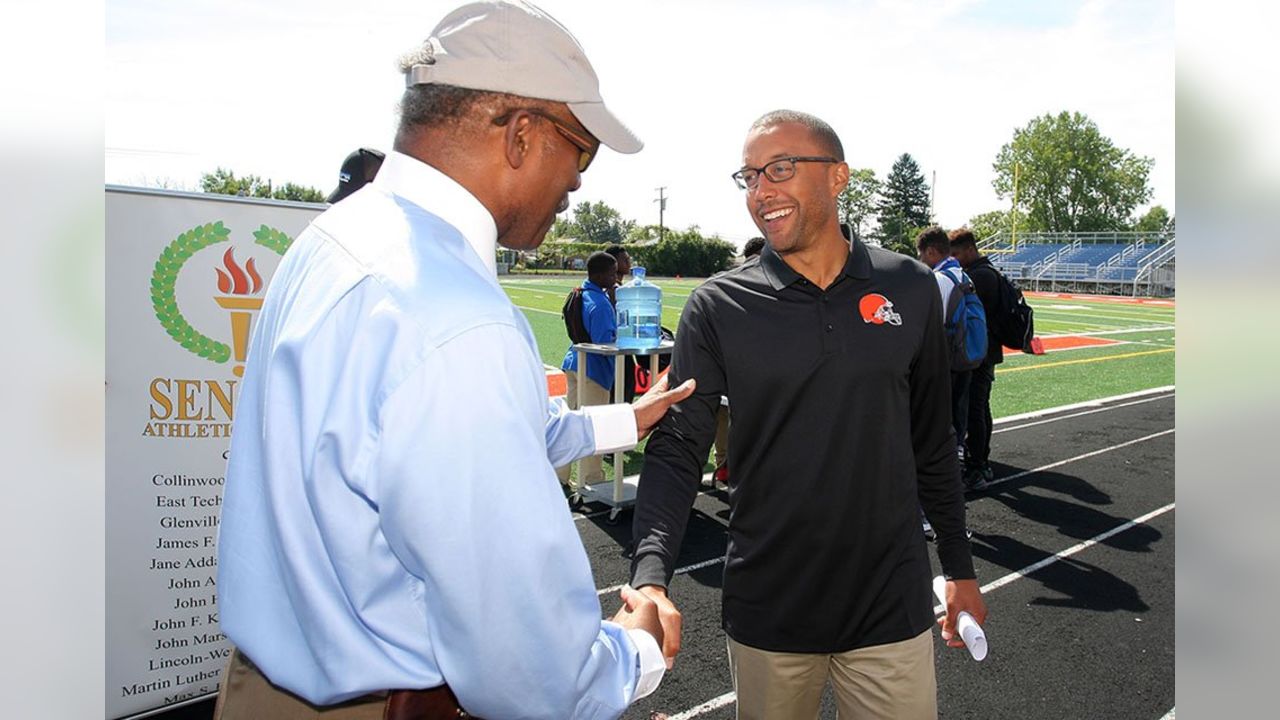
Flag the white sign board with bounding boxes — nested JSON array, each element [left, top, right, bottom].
[[106, 187, 323, 719]]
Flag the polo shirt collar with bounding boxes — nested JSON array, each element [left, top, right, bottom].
[[373, 150, 499, 276], [758, 236, 873, 291]]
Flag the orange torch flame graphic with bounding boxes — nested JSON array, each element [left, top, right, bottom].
[[213, 248, 265, 377]]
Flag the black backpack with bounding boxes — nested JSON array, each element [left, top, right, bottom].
[[979, 265, 1035, 353], [622, 326, 676, 402], [561, 287, 592, 344]]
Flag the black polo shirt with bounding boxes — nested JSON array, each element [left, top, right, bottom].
[[632, 239, 975, 654]]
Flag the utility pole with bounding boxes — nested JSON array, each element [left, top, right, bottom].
[[929, 170, 936, 222], [1011, 162, 1019, 251], [654, 186, 667, 242]]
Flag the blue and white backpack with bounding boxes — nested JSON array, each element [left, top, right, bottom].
[[939, 268, 989, 371]]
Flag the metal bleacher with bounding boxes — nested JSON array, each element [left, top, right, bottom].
[[981, 230, 1175, 296]]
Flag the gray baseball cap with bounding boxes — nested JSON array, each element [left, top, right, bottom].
[[405, 0, 642, 154]]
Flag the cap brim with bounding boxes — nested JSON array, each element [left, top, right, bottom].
[[567, 102, 643, 154]]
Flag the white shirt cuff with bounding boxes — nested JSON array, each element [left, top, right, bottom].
[[626, 628, 666, 702], [583, 403, 637, 454]]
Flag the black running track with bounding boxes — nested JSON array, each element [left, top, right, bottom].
[[156, 390, 1175, 720]]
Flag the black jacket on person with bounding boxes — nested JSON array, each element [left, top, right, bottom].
[[961, 255, 1005, 366], [631, 240, 974, 654]]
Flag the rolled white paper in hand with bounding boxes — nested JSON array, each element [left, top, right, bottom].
[[933, 575, 988, 661]]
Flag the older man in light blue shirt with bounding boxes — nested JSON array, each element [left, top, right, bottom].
[[215, 3, 693, 719]]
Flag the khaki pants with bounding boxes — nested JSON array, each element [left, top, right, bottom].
[[727, 630, 937, 720], [555, 372, 612, 490], [214, 649, 384, 720], [713, 405, 731, 468]]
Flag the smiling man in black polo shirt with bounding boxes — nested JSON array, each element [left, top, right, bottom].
[[631, 110, 986, 719]]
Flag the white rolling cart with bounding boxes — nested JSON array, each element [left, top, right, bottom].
[[570, 338, 675, 522]]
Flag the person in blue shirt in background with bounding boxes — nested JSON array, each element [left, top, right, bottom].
[[557, 250, 620, 500]]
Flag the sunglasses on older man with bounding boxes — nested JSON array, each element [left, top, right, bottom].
[[494, 109, 599, 173]]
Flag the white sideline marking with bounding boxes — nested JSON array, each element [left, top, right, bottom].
[[1034, 308, 1176, 323], [1159, 708, 1175, 720], [994, 386, 1174, 426], [1010, 339, 1135, 356], [1039, 325, 1172, 335], [511, 304, 561, 316], [994, 393, 1174, 434], [987, 429, 1174, 489], [931, 502, 1176, 614], [667, 504, 1176, 719]]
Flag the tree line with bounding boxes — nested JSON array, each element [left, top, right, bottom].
[[540, 201, 737, 277], [198, 110, 1170, 273], [850, 110, 1171, 255]]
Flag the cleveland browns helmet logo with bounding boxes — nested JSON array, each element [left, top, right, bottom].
[[858, 293, 902, 326]]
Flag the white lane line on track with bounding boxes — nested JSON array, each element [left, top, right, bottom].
[[596, 556, 725, 597], [931, 502, 1176, 614], [994, 393, 1174, 435], [994, 386, 1174, 426], [986, 428, 1174, 489], [599, 430, 1174, 596], [666, 692, 737, 720], [574, 390, 1174, 522], [588, 423, 1173, 580], [1158, 708, 1175, 720], [667, 503, 1176, 719], [576, 389, 1172, 517]]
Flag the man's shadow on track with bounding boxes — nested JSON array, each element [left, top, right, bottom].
[[966, 465, 1162, 613]]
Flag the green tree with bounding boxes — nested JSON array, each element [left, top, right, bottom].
[[993, 111, 1153, 232], [967, 210, 1010, 242], [629, 226, 734, 277], [200, 167, 325, 203], [625, 224, 663, 244], [875, 153, 931, 254], [1134, 204, 1172, 233], [550, 200, 635, 245], [837, 168, 880, 241], [272, 182, 326, 203]]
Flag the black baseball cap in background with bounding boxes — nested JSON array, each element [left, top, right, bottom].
[[326, 147, 386, 203]]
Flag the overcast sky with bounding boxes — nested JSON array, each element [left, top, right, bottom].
[[106, 0, 1173, 248]]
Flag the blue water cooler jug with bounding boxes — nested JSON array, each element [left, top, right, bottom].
[[615, 266, 662, 350]]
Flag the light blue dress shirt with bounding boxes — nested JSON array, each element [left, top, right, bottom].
[[217, 151, 662, 719]]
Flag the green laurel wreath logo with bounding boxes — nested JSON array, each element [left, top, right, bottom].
[[150, 222, 294, 363]]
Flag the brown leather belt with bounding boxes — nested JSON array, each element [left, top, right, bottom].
[[383, 684, 480, 720]]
